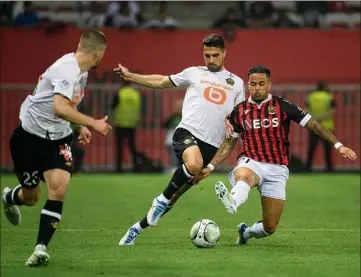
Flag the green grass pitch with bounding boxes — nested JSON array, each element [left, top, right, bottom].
[[1, 173, 360, 277]]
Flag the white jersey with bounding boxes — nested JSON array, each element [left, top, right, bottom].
[[20, 53, 88, 140], [169, 66, 245, 148]]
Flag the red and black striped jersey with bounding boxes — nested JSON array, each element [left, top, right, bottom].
[[230, 94, 312, 166]]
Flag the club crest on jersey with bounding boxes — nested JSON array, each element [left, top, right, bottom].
[[225, 78, 234, 86], [268, 106, 276, 114], [60, 80, 70, 89]]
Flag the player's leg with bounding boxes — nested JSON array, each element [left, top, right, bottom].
[[26, 135, 73, 267], [238, 196, 284, 244], [3, 126, 43, 225], [306, 132, 319, 171], [215, 157, 261, 214], [237, 164, 288, 245], [119, 145, 202, 244], [128, 128, 138, 172], [323, 139, 333, 172], [115, 127, 125, 172], [119, 129, 204, 245], [146, 130, 203, 226], [119, 182, 193, 246]]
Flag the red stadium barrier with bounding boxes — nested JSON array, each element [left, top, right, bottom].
[[1, 84, 359, 171], [0, 28, 359, 84]]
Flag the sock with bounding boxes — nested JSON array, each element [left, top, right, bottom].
[[36, 200, 63, 247], [138, 203, 175, 229], [139, 216, 149, 229], [231, 181, 250, 208], [162, 165, 194, 199], [243, 221, 272, 240], [4, 185, 23, 206]]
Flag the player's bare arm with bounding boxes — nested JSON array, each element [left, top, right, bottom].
[[210, 136, 238, 166], [53, 95, 111, 136], [192, 137, 238, 185], [113, 63, 174, 89], [305, 118, 357, 161]]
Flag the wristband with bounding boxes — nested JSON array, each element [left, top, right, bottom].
[[207, 164, 215, 171], [334, 142, 343, 150]]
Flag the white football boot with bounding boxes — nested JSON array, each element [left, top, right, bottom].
[[119, 227, 140, 245], [215, 181, 237, 214], [2, 187, 21, 226], [25, 244, 50, 267]]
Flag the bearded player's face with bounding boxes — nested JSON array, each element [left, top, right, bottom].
[[248, 73, 271, 102], [203, 46, 226, 72]]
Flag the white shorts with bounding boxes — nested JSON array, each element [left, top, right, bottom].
[[228, 157, 289, 200]]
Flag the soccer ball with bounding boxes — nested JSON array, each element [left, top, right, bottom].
[[190, 219, 221, 248]]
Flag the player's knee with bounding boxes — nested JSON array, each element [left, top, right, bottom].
[[235, 170, 254, 185], [184, 160, 203, 176]]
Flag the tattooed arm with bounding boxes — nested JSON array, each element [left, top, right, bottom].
[[305, 118, 357, 161], [304, 118, 338, 145], [209, 137, 239, 166], [191, 137, 239, 185]]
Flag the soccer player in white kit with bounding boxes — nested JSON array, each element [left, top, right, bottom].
[[114, 34, 246, 245], [2, 30, 111, 267]]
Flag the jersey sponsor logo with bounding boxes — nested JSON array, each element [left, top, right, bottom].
[[204, 86, 227, 105], [200, 80, 232, 91], [242, 118, 279, 130], [225, 78, 234, 86], [268, 106, 276, 114]]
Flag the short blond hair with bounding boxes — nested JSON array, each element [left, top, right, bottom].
[[78, 29, 107, 53]]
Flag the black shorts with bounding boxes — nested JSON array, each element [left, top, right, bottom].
[[9, 125, 73, 188], [172, 128, 218, 168]]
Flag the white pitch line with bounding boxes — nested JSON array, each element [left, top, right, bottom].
[[1, 228, 359, 232]]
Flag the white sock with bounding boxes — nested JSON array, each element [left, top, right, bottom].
[[231, 181, 251, 208], [132, 222, 143, 233], [244, 222, 270, 240], [157, 193, 170, 204]]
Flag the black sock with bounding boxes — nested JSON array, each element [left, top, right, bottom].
[[163, 165, 193, 199], [36, 200, 63, 247], [139, 215, 149, 229], [138, 204, 175, 229], [4, 185, 23, 206]]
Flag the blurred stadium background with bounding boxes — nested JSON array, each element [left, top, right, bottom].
[[0, 0, 360, 173], [0, 2, 360, 277]]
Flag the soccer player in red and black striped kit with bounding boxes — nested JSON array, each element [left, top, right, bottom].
[[195, 65, 357, 245]]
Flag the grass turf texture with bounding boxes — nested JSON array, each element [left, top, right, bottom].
[[1, 174, 360, 277]]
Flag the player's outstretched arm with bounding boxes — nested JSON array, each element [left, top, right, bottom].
[[54, 95, 112, 136], [113, 63, 174, 89], [305, 118, 357, 161]]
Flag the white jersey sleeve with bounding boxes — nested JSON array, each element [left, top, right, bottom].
[[169, 67, 194, 87], [51, 65, 79, 100]]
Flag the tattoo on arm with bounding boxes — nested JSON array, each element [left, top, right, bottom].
[[305, 118, 338, 145], [210, 137, 238, 166]]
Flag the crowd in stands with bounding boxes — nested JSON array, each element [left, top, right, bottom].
[[1, 1, 360, 32]]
